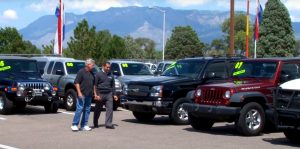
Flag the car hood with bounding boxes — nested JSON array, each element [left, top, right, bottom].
[[65, 74, 77, 80], [0, 73, 46, 84], [117, 75, 155, 84], [202, 79, 274, 91], [126, 75, 195, 86]]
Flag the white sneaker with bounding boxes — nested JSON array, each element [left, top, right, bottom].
[[81, 126, 92, 131], [71, 125, 79, 131]]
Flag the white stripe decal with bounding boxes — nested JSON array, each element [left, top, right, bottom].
[[0, 144, 20, 149]]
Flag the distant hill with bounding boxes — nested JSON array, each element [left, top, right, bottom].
[[19, 6, 300, 49]]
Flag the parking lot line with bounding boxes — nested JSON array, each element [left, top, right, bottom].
[[0, 117, 7, 120], [119, 108, 130, 112], [0, 144, 19, 149], [59, 111, 75, 115]]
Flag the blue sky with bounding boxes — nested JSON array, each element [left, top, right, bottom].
[[0, 0, 299, 29]]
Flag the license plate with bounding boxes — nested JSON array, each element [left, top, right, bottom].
[[34, 90, 43, 96]]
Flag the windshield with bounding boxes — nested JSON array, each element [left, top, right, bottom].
[[0, 59, 38, 74], [121, 63, 152, 75], [231, 61, 278, 78], [162, 60, 205, 79]]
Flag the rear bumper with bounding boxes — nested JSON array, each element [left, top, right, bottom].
[[183, 103, 240, 120]]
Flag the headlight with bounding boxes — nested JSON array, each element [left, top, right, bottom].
[[123, 84, 128, 95], [115, 79, 121, 89], [150, 85, 163, 97], [195, 89, 202, 97], [44, 83, 50, 91], [17, 83, 25, 91], [224, 90, 231, 99]]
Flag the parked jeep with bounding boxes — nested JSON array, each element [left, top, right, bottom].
[[122, 57, 240, 124], [266, 79, 300, 143], [184, 58, 300, 136], [32, 57, 103, 111], [0, 56, 58, 114]]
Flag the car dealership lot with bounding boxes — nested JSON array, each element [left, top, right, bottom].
[[0, 106, 299, 149]]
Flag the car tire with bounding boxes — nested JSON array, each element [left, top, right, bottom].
[[113, 100, 119, 111], [65, 89, 77, 111], [0, 93, 13, 115], [189, 113, 214, 130], [132, 112, 155, 122], [44, 101, 59, 113], [236, 102, 265, 136], [284, 129, 300, 143], [170, 98, 192, 125], [14, 102, 27, 111]]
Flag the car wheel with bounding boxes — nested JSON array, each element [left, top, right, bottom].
[[189, 113, 214, 130], [284, 129, 300, 143], [65, 89, 77, 111], [171, 98, 192, 125], [44, 101, 59, 113], [236, 102, 265, 136], [0, 93, 13, 115], [132, 112, 155, 122]]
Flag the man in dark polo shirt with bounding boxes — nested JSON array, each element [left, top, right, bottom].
[[71, 58, 95, 131], [93, 62, 118, 129]]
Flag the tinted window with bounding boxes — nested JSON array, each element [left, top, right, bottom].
[[204, 62, 227, 79], [157, 63, 164, 71], [37, 62, 46, 71], [65, 62, 85, 74], [0, 59, 39, 75], [232, 61, 278, 78], [121, 63, 152, 75], [162, 60, 205, 79], [111, 63, 121, 73], [47, 61, 54, 74], [163, 64, 171, 71], [52, 62, 65, 75], [281, 63, 300, 81]]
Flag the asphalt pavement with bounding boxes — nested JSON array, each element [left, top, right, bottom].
[[0, 106, 299, 149]]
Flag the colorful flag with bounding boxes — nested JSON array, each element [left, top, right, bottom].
[[54, 0, 65, 55], [254, 2, 263, 41]]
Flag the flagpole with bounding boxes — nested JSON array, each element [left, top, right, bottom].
[[245, 0, 250, 58], [254, 0, 258, 59]]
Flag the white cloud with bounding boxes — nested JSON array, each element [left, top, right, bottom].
[[2, 9, 18, 20], [28, 0, 142, 13], [166, 0, 208, 7]]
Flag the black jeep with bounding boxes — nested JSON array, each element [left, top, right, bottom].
[[0, 56, 59, 114], [122, 57, 240, 124], [267, 79, 300, 143]]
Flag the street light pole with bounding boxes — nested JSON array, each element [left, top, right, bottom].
[[162, 10, 166, 61], [149, 7, 166, 61]]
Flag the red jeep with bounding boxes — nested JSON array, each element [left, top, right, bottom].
[[183, 58, 300, 136]]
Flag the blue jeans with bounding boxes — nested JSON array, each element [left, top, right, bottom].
[[72, 96, 92, 127]]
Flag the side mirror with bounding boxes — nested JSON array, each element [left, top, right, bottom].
[[56, 69, 64, 76], [205, 72, 216, 79], [113, 70, 121, 76], [40, 69, 44, 75]]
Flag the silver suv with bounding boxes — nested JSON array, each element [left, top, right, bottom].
[[32, 57, 101, 111]]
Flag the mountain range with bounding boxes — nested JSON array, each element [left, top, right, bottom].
[[19, 6, 300, 50]]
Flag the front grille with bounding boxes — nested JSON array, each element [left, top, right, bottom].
[[24, 82, 44, 89], [201, 89, 224, 104], [127, 85, 150, 97]]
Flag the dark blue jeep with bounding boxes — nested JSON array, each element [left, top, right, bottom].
[[0, 56, 58, 114]]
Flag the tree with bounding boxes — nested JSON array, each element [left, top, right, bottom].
[[135, 38, 156, 59], [107, 35, 127, 59], [42, 40, 54, 54], [257, 0, 296, 57], [0, 27, 40, 54], [165, 26, 204, 59], [124, 36, 145, 59], [67, 19, 97, 60], [295, 40, 300, 56], [222, 13, 253, 53]]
